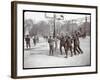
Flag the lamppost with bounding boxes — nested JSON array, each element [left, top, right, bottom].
[[45, 13, 64, 38]]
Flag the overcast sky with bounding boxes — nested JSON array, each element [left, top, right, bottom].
[[24, 11, 90, 23]]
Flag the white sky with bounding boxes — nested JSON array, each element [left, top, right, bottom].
[[24, 11, 90, 23]]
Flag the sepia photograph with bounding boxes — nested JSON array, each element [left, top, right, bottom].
[[23, 11, 91, 69]]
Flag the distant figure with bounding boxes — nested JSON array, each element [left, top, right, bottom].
[[48, 36, 55, 56], [25, 35, 31, 49], [33, 35, 37, 46]]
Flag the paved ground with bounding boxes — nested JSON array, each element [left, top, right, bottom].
[[24, 36, 90, 68]]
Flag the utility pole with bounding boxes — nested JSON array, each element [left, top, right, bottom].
[[45, 13, 64, 38]]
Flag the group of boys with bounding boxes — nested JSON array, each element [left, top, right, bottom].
[[48, 31, 83, 58]]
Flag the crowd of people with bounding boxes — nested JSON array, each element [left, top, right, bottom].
[[48, 31, 83, 58], [24, 31, 83, 58]]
